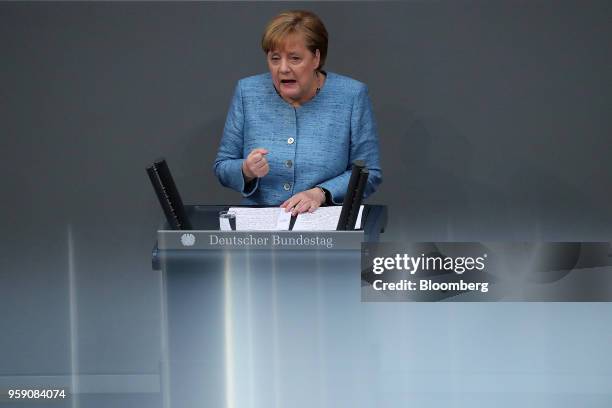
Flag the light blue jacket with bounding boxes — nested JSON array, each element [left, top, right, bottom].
[[214, 72, 382, 205]]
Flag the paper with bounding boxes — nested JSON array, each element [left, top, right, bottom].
[[275, 209, 292, 230], [219, 217, 232, 231], [223, 205, 364, 231], [355, 206, 364, 229], [292, 205, 364, 231], [228, 207, 291, 231]]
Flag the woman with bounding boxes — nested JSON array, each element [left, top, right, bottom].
[[214, 10, 382, 215]]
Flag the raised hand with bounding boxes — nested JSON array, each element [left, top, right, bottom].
[[242, 148, 269, 181]]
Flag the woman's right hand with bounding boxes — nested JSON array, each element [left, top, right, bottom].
[[242, 148, 269, 181]]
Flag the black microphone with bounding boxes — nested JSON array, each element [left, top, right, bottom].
[[147, 159, 192, 230], [346, 168, 369, 230], [337, 160, 366, 230]]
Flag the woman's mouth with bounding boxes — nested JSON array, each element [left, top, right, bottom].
[[280, 79, 297, 86]]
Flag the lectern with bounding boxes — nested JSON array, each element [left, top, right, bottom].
[[152, 205, 387, 408]]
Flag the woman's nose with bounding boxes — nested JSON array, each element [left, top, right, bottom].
[[279, 58, 290, 73]]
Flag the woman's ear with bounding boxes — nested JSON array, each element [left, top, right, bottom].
[[314, 49, 321, 69]]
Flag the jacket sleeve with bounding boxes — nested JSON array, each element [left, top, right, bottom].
[[213, 81, 259, 197], [317, 84, 382, 204]]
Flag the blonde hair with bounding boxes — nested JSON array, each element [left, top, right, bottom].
[[261, 10, 329, 71]]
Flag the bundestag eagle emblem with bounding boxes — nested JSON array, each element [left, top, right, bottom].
[[180, 233, 196, 247]]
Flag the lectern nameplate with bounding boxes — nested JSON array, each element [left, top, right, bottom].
[[157, 230, 364, 250]]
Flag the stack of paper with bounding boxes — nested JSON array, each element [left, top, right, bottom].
[[220, 206, 364, 231]]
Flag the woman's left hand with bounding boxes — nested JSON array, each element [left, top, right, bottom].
[[281, 188, 325, 215]]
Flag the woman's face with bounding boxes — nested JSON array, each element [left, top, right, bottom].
[[267, 33, 321, 105]]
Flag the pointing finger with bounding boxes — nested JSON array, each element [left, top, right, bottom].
[[287, 197, 302, 213], [293, 199, 308, 216], [300, 200, 313, 214], [281, 197, 293, 210]]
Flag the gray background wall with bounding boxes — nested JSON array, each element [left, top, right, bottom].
[[1, 1, 611, 406]]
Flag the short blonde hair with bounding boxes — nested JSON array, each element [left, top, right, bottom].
[[261, 10, 329, 71]]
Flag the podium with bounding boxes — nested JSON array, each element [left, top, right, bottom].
[[152, 205, 386, 408]]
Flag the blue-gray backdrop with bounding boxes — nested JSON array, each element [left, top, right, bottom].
[[1, 1, 611, 407]]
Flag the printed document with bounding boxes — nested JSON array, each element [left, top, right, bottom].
[[225, 206, 363, 231], [292, 206, 363, 231], [227, 207, 291, 231]]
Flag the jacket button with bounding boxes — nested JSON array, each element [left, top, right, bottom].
[[285, 160, 293, 168], [283, 183, 291, 191], [287, 137, 295, 145]]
